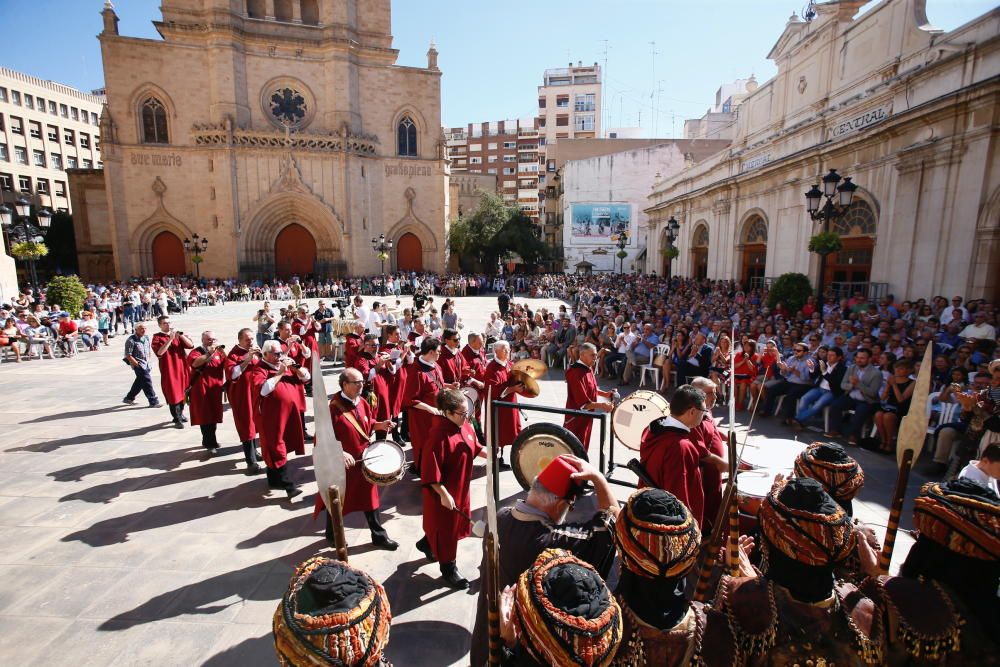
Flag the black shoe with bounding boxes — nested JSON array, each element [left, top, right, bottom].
[[122, 397, 136, 405], [149, 401, 163, 408], [286, 486, 303, 500], [173, 420, 184, 429], [441, 563, 469, 590], [415, 536, 435, 562], [266, 468, 283, 490], [497, 458, 511, 471], [180, 414, 188, 423], [245, 462, 264, 476], [408, 462, 421, 477], [304, 433, 314, 443], [373, 535, 399, 551]]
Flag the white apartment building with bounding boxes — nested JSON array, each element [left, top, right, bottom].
[[0, 68, 105, 213], [537, 62, 602, 220]]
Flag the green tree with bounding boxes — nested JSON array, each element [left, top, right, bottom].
[[45, 274, 88, 314], [448, 192, 547, 271], [767, 272, 813, 313]]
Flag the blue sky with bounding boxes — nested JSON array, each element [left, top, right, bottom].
[[0, 1, 993, 134]]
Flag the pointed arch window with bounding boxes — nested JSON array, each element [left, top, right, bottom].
[[140, 97, 169, 144], [397, 116, 418, 157]]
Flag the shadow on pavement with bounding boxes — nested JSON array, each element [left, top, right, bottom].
[[62, 479, 279, 546], [384, 620, 471, 666], [11, 424, 167, 453], [380, 557, 474, 619], [21, 405, 131, 424], [202, 633, 277, 667], [57, 456, 244, 504], [49, 447, 206, 482]]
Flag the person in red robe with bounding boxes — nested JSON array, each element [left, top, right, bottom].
[[226, 327, 263, 475], [638, 384, 709, 526], [461, 332, 488, 376], [253, 340, 310, 499], [563, 342, 614, 451], [416, 387, 486, 589], [293, 305, 321, 354], [403, 337, 454, 475], [151, 315, 194, 428], [187, 331, 227, 455], [317, 368, 398, 550], [689, 377, 729, 532], [343, 320, 365, 369], [276, 320, 312, 440], [482, 340, 524, 467]]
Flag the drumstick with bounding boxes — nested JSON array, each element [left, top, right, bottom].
[[453, 507, 486, 537]]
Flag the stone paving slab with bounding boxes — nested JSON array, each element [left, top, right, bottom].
[[0, 295, 928, 666]]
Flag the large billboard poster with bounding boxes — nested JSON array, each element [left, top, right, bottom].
[[570, 203, 632, 245]]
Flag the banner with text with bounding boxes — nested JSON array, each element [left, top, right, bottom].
[[570, 203, 632, 245]]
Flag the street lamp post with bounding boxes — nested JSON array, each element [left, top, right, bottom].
[[0, 196, 53, 290], [371, 233, 393, 296], [611, 222, 630, 275], [182, 233, 209, 279], [805, 169, 858, 298], [665, 215, 680, 281]]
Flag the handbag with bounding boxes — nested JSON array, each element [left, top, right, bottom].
[[653, 353, 668, 367]]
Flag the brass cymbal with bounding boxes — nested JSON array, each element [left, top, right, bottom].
[[512, 358, 547, 379], [511, 370, 541, 398]]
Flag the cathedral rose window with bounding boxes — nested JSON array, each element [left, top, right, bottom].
[[268, 87, 309, 129]]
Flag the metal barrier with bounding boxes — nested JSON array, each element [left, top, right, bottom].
[[489, 400, 635, 499]]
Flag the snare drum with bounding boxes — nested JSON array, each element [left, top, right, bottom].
[[737, 438, 805, 473], [361, 439, 406, 486], [736, 468, 783, 518], [461, 386, 479, 416], [612, 390, 671, 451]]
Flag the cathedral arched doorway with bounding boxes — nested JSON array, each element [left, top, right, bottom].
[[739, 215, 768, 289], [824, 199, 877, 293], [151, 231, 186, 277], [689, 223, 709, 279], [396, 232, 423, 272], [275, 223, 316, 278]]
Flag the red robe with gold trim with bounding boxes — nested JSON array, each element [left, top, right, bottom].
[[421, 415, 483, 562], [483, 358, 522, 449], [564, 361, 598, 450], [253, 362, 306, 468], [187, 346, 226, 425], [329, 393, 379, 515], [225, 345, 258, 442], [151, 332, 192, 405]]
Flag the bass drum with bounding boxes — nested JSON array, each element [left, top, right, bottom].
[[612, 390, 670, 451], [510, 423, 587, 492]]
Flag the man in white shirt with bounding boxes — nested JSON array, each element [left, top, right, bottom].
[[352, 296, 370, 331], [484, 312, 504, 342], [958, 444, 999, 496], [366, 301, 384, 335], [959, 311, 996, 341]]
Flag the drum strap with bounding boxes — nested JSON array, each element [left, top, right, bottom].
[[332, 396, 371, 441]]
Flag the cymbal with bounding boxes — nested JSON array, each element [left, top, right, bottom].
[[512, 358, 547, 379], [511, 370, 541, 399]]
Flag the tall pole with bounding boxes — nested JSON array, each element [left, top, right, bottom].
[[816, 198, 833, 299]]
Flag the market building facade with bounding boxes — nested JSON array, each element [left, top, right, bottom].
[[646, 0, 999, 301]]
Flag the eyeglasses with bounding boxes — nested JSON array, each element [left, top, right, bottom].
[[450, 410, 469, 420]]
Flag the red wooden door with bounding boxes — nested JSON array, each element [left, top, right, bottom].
[[275, 223, 317, 278], [396, 233, 423, 272], [152, 231, 186, 277]]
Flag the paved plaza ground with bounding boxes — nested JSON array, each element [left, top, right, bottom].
[[0, 294, 929, 666]]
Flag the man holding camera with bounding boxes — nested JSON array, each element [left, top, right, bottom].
[[188, 331, 227, 455], [276, 320, 312, 439], [152, 315, 194, 428]]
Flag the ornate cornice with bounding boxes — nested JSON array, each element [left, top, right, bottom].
[[190, 123, 379, 156]]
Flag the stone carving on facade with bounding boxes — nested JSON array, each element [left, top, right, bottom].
[[133, 176, 191, 261], [239, 153, 347, 235], [388, 187, 437, 251], [190, 123, 379, 155]]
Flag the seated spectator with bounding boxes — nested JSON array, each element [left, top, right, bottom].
[[791, 346, 846, 430], [749, 339, 779, 410], [873, 359, 916, 453], [24, 315, 54, 360], [958, 443, 1000, 496], [830, 348, 883, 444], [57, 312, 80, 356], [678, 332, 712, 383], [78, 311, 101, 351], [762, 341, 815, 420], [1, 316, 23, 362], [709, 334, 733, 393]]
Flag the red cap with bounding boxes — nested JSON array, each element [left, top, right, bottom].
[[537, 455, 579, 500]]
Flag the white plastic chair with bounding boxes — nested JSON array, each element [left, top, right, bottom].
[[639, 343, 669, 389]]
